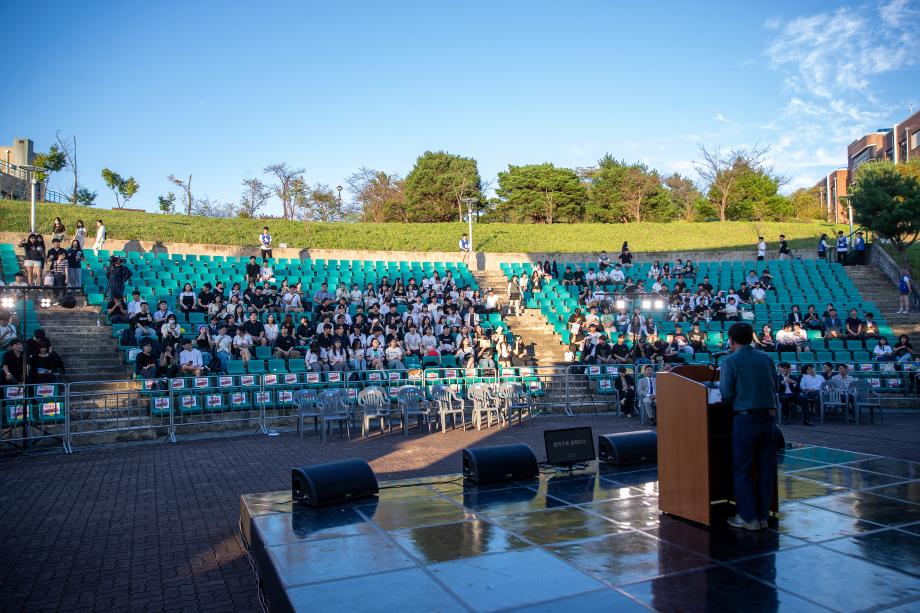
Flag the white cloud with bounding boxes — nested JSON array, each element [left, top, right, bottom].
[[761, 0, 920, 190], [714, 113, 732, 123]]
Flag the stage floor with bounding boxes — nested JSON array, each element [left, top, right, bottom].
[[240, 445, 920, 612]]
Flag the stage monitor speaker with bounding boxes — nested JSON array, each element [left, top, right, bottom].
[[292, 459, 379, 507], [598, 430, 658, 465], [462, 444, 539, 484]]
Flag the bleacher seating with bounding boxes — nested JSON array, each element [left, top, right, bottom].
[[500, 258, 910, 394]]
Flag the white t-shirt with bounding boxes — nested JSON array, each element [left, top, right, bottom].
[[800, 374, 824, 392], [757, 241, 766, 257], [179, 348, 203, 367]]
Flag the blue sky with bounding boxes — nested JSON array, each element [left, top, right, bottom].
[[5, 0, 919, 215]]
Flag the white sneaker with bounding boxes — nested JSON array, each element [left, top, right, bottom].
[[726, 515, 763, 531]]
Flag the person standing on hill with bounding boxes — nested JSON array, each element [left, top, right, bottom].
[[259, 226, 272, 261], [756, 237, 766, 261], [898, 268, 913, 314], [459, 233, 471, 265], [835, 231, 848, 264], [93, 219, 106, 252], [777, 234, 790, 260], [817, 233, 828, 261]]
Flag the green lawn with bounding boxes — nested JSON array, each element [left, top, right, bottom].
[[0, 199, 846, 254]]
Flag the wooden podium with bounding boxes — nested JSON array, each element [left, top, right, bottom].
[[656, 364, 777, 527]]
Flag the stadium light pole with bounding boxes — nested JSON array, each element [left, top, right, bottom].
[[336, 185, 342, 206], [19, 164, 48, 233], [462, 197, 477, 253]]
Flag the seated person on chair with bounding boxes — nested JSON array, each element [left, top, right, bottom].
[[844, 309, 864, 340], [636, 364, 657, 422], [776, 362, 808, 425], [178, 339, 207, 377], [614, 368, 636, 416]]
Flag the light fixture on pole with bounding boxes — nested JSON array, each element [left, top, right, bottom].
[[336, 185, 343, 205], [18, 164, 48, 234], [461, 197, 477, 253]]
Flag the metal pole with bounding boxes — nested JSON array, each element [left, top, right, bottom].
[[467, 200, 474, 255], [30, 175, 37, 233], [167, 382, 177, 443]]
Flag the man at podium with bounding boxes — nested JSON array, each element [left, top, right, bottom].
[[719, 322, 778, 531]]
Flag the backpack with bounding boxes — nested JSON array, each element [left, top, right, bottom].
[[59, 293, 76, 309], [120, 327, 137, 347]]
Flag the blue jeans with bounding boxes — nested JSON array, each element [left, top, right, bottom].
[[732, 413, 777, 522], [216, 351, 231, 372]]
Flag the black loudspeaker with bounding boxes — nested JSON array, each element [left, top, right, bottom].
[[462, 444, 539, 484], [598, 430, 658, 465], [292, 459, 379, 507]]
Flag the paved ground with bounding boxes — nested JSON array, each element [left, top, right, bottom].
[[1, 411, 919, 612]]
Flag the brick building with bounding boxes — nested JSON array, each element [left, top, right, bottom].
[[847, 109, 920, 183], [812, 168, 849, 223]]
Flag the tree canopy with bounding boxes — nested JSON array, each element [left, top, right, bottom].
[[404, 151, 481, 222], [101, 168, 139, 209], [849, 159, 920, 265], [493, 163, 585, 223]]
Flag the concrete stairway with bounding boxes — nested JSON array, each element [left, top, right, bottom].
[[845, 265, 919, 344], [38, 303, 133, 384], [471, 269, 566, 367]]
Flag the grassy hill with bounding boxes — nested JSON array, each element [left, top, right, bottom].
[[0, 199, 847, 254]]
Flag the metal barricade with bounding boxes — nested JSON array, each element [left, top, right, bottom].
[[169, 373, 268, 436], [0, 382, 69, 452], [66, 379, 171, 447]]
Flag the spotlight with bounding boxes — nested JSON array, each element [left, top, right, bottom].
[[40, 298, 53, 308], [654, 299, 664, 310], [641, 299, 652, 310], [0, 297, 13, 309], [615, 299, 626, 310]]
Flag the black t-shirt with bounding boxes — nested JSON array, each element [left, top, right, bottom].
[[66, 248, 84, 268], [246, 263, 260, 279], [688, 331, 706, 347], [198, 290, 214, 306], [317, 333, 335, 350], [46, 247, 66, 266], [779, 240, 789, 255], [593, 343, 612, 359], [2, 350, 24, 382], [845, 317, 862, 333], [611, 343, 630, 359], [295, 324, 312, 340], [249, 294, 266, 310], [275, 335, 296, 351], [243, 320, 264, 336], [132, 312, 154, 327], [619, 251, 633, 264], [136, 352, 157, 370]]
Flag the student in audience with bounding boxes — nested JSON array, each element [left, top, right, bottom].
[[823, 308, 843, 339], [385, 338, 405, 370], [131, 302, 157, 345], [844, 309, 864, 340], [893, 335, 914, 364], [797, 364, 821, 425], [365, 337, 385, 370], [753, 324, 775, 351], [233, 327, 254, 363], [178, 338, 206, 377], [821, 362, 835, 381], [831, 363, 854, 387], [775, 362, 801, 423], [804, 304, 822, 331], [155, 342, 178, 378], [347, 339, 366, 371], [212, 324, 233, 372], [775, 323, 797, 354], [160, 314, 183, 347], [243, 312, 268, 346], [126, 290, 144, 318], [456, 336, 475, 368], [273, 325, 300, 360], [263, 313, 279, 344], [872, 337, 893, 362], [135, 341, 158, 379], [93, 219, 106, 252]]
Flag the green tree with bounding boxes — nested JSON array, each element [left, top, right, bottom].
[[494, 163, 585, 223], [849, 160, 920, 265], [583, 155, 628, 222], [404, 151, 481, 222], [664, 173, 703, 220], [264, 162, 304, 220], [722, 170, 787, 221], [296, 183, 344, 222], [76, 187, 97, 207], [157, 192, 177, 214], [239, 178, 270, 218], [620, 163, 662, 223], [101, 168, 139, 208], [168, 174, 194, 214], [32, 144, 67, 200], [695, 145, 771, 221], [346, 167, 406, 222], [790, 186, 825, 220]]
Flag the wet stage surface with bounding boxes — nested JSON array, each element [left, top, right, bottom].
[[240, 445, 920, 612]]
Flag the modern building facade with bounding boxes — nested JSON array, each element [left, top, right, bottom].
[[813, 168, 848, 223], [0, 138, 36, 200], [847, 109, 920, 183]]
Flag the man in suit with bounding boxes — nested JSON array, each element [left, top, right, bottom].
[[776, 361, 809, 425], [613, 368, 636, 417], [636, 364, 657, 423], [719, 322, 778, 531]]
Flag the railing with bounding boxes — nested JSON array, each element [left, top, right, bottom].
[[2, 361, 916, 453], [870, 238, 920, 312], [0, 158, 31, 181]]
